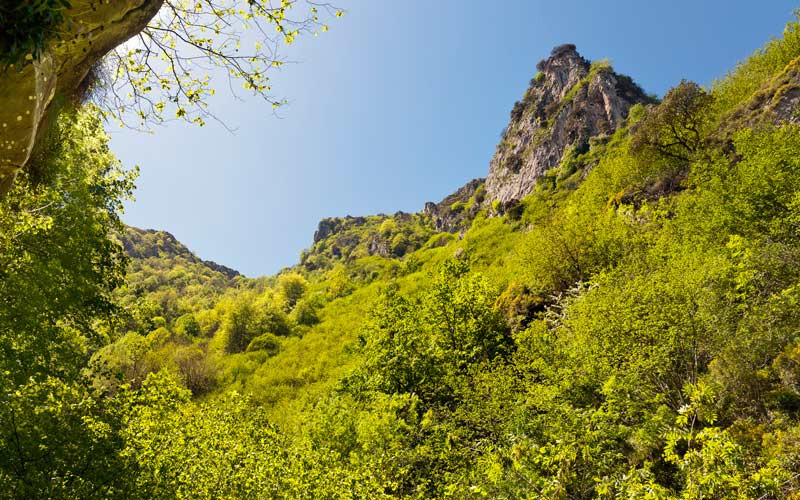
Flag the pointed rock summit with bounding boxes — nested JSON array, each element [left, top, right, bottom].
[[485, 44, 653, 203]]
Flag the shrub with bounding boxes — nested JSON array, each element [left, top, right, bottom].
[[276, 273, 308, 310], [379, 218, 398, 236], [146, 327, 172, 349], [391, 233, 410, 256], [0, 0, 70, 66], [510, 100, 525, 122], [174, 313, 200, 337], [172, 344, 215, 395], [290, 296, 321, 327], [246, 333, 281, 356]]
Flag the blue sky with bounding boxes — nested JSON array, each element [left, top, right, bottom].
[[110, 1, 799, 277]]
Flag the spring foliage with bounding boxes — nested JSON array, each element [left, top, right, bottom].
[[6, 13, 800, 500]]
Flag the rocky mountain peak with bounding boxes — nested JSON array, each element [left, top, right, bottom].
[[485, 44, 653, 204], [536, 44, 591, 99], [304, 46, 653, 264]]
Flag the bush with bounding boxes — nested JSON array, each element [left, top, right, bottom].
[[172, 344, 215, 395], [246, 333, 281, 356], [379, 218, 398, 236], [290, 296, 322, 327], [174, 313, 200, 337], [391, 233, 410, 257], [276, 273, 308, 310], [146, 327, 172, 348], [510, 100, 525, 122]]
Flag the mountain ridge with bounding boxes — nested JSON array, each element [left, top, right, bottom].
[[119, 225, 241, 279], [301, 44, 651, 264]]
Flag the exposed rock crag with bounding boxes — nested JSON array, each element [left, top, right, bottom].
[[485, 44, 653, 203], [422, 178, 486, 233], [305, 45, 653, 265]]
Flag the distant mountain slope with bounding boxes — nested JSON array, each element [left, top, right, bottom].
[[120, 226, 240, 279], [114, 226, 245, 328]]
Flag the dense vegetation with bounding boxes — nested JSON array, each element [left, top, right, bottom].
[[4, 14, 800, 499], [0, 0, 70, 66]]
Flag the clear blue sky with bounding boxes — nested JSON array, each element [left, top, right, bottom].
[[110, 1, 799, 277]]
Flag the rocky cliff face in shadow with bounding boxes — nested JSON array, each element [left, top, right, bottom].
[[485, 44, 653, 204], [0, 0, 164, 195]]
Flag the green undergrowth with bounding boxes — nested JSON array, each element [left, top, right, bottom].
[[7, 13, 800, 498]]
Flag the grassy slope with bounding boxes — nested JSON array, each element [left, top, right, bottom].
[[119, 16, 800, 435]]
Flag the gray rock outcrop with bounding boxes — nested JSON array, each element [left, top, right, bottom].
[[485, 44, 652, 204], [422, 178, 486, 232]]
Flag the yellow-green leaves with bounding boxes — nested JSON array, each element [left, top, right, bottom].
[[103, 0, 340, 128]]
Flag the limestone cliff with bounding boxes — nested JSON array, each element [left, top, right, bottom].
[[422, 178, 486, 233], [485, 44, 653, 204], [0, 0, 164, 195], [300, 45, 656, 267]]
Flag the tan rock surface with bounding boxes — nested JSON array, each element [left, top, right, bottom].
[[0, 0, 163, 195]]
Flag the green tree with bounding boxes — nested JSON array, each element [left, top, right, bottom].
[[0, 106, 138, 496], [0, 106, 135, 382], [630, 80, 715, 165], [221, 295, 261, 353], [276, 272, 309, 311]]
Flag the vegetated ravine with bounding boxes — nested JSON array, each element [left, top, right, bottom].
[[5, 17, 800, 500]]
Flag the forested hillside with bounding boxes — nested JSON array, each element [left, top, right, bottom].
[[5, 13, 800, 499]]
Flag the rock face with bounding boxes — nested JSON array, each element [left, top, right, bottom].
[[303, 213, 435, 270], [313, 216, 368, 244], [0, 0, 164, 195], [304, 45, 652, 263], [422, 178, 486, 232], [485, 44, 652, 204]]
